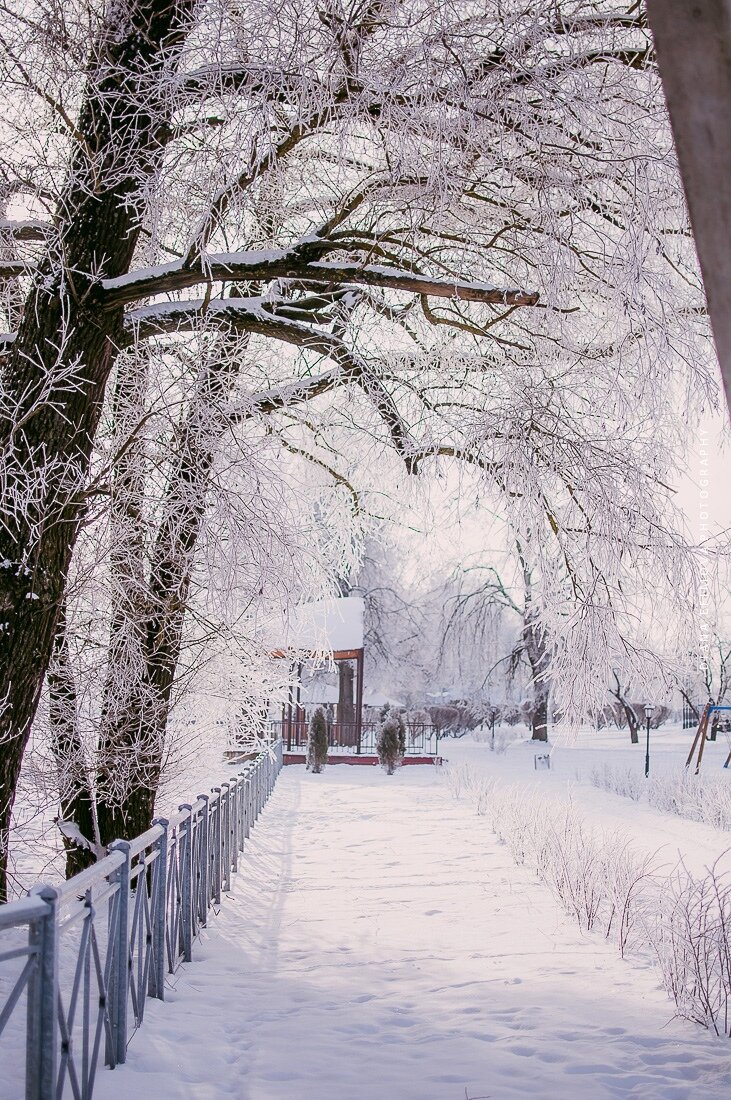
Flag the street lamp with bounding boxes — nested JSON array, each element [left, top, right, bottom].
[[644, 702, 655, 778]]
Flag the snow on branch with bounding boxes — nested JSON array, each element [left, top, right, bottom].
[[0, 260, 35, 278], [176, 63, 321, 104], [124, 296, 351, 346], [0, 220, 50, 243], [104, 254, 539, 310]]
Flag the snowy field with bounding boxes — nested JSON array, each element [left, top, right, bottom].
[[84, 728, 731, 1100]]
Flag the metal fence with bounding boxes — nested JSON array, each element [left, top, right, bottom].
[[271, 720, 440, 756], [0, 740, 283, 1100]]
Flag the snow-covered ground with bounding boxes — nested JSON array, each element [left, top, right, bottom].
[[88, 734, 731, 1100]]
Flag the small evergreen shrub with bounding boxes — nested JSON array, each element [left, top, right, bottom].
[[307, 706, 328, 773], [377, 714, 403, 775], [397, 712, 406, 758], [379, 704, 406, 757]]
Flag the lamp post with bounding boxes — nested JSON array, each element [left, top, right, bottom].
[[644, 702, 654, 778]]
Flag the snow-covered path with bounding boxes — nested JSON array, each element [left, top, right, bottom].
[[95, 764, 731, 1100]]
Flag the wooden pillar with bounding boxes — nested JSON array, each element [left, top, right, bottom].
[[355, 648, 364, 755]]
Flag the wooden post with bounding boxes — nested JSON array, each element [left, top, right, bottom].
[[686, 702, 711, 774], [355, 648, 364, 755]]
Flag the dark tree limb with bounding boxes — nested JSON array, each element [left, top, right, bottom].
[[103, 258, 540, 310]]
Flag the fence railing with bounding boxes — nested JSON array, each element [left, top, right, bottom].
[[271, 720, 440, 756], [0, 740, 283, 1100]]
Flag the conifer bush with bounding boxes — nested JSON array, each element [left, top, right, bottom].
[[307, 707, 328, 774], [379, 704, 407, 756], [397, 712, 407, 758], [377, 714, 403, 775]]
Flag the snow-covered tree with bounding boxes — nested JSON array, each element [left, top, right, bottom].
[[376, 712, 403, 775], [0, 0, 717, 893], [307, 707, 329, 774]]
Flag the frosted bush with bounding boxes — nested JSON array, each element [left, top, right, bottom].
[[649, 771, 731, 832], [589, 763, 644, 801], [446, 763, 496, 814], [589, 763, 731, 832], [445, 762, 473, 801], [601, 840, 659, 958], [654, 861, 731, 1036], [537, 812, 607, 932], [469, 726, 520, 754]]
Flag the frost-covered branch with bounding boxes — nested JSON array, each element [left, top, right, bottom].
[[104, 256, 540, 310]]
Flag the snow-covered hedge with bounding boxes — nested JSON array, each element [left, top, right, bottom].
[[589, 763, 731, 833], [448, 765, 731, 1037]]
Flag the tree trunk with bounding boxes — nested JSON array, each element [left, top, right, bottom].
[[680, 690, 700, 730], [94, 351, 153, 847], [530, 682, 549, 742], [611, 673, 640, 744], [48, 607, 97, 879], [96, 351, 241, 846], [523, 611, 551, 742], [516, 547, 552, 743], [0, 0, 199, 899]]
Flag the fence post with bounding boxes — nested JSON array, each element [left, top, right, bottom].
[[229, 779, 239, 874], [212, 788, 222, 905], [242, 775, 251, 839], [25, 885, 58, 1100], [238, 771, 248, 842], [149, 819, 168, 1000], [196, 796, 210, 926], [239, 775, 246, 849], [107, 840, 131, 1067], [178, 807, 193, 963], [241, 774, 250, 840], [220, 784, 231, 892]]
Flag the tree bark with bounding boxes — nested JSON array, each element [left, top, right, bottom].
[[680, 689, 700, 726], [611, 673, 640, 744], [48, 606, 97, 879], [520, 566, 551, 742], [0, 0, 199, 899], [530, 679, 550, 742]]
